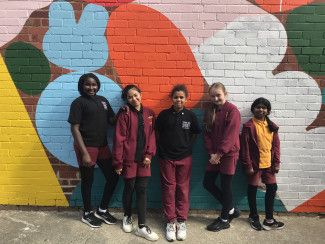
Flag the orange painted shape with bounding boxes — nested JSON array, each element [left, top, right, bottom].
[[292, 190, 325, 212], [255, 0, 314, 13], [107, 4, 204, 114]]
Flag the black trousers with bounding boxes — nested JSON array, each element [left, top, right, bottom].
[[123, 177, 149, 226], [247, 183, 278, 220], [203, 171, 234, 220], [79, 159, 119, 212]]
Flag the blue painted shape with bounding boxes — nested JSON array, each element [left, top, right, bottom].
[[322, 88, 325, 104], [69, 109, 286, 211], [43, 1, 109, 72], [35, 72, 123, 167]]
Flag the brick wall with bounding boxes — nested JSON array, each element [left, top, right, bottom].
[[0, 0, 324, 212]]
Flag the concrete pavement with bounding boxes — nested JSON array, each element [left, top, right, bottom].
[[0, 208, 324, 244]]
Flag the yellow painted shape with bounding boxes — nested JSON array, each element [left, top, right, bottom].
[[0, 55, 68, 206]]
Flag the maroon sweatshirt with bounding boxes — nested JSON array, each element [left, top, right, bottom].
[[112, 106, 156, 171], [204, 101, 241, 157], [240, 118, 280, 172]]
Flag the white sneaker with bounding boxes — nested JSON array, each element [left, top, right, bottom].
[[176, 222, 187, 241], [166, 222, 176, 242], [122, 216, 134, 233], [135, 225, 159, 241]]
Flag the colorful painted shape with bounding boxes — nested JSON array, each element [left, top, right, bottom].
[[35, 72, 123, 168], [287, 3, 325, 77], [84, 0, 134, 7], [4, 42, 51, 95], [292, 190, 325, 212], [255, 0, 314, 13], [43, 1, 109, 72], [0, 0, 53, 47], [107, 4, 204, 113], [0, 55, 68, 206]]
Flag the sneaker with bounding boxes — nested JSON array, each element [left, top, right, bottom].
[[262, 218, 285, 230], [94, 209, 117, 225], [135, 225, 159, 241], [122, 216, 134, 233], [166, 222, 176, 242], [176, 222, 187, 241], [249, 217, 262, 231], [228, 208, 241, 223], [81, 212, 102, 228], [206, 217, 230, 232]]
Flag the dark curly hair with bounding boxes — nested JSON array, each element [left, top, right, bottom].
[[170, 84, 189, 98]]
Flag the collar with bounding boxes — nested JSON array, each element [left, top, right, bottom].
[[170, 105, 186, 115], [252, 117, 267, 126], [128, 103, 143, 113]]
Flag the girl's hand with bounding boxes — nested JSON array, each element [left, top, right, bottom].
[[143, 157, 151, 167], [115, 168, 122, 175], [209, 154, 221, 165], [81, 153, 92, 167]]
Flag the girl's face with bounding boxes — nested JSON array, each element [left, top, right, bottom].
[[172, 91, 187, 111], [127, 88, 142, 109], [253, 103, 268, 120], [83, 77, 98, 96], [209, 87, 226, 106]]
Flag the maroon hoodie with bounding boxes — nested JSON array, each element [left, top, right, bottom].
[[112, 106, 156, 171], [204, 101, 241, 157], [240, 118, 280, 172]]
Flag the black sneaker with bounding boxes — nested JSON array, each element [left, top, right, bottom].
[[94, 209, 117, 224], [81, 212, 102, 228], [228, 208, 241, 223], [206, 217, 230, 232], [262, 218, 284, 230], [249, 217, 262, 231]]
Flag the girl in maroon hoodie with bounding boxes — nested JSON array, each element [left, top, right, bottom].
[[112, 85, 159, 241], [240, 97, 284, 231], [202, 82, 241, 232]]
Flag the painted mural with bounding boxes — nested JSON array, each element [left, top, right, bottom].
[[0, 0, 324, 212]]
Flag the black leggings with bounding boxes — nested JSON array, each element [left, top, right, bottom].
[[203, 171, 234, 220], [79, 159, 119, 212], [247, 183, 278, 220], [123, 177, 148, 226]]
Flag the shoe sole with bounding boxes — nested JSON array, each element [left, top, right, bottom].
[[94, 212, 116, 225], [135, 230, 159, 242], [122, 225, 134, 233], [250, 223, 262, 231], [262, 224, 284, 231], [81, 218, 101, 228], [206, 225, 230, 232]]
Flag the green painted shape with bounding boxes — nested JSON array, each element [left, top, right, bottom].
[[287, 3, 325, 77], [69, 110, 287, 212], [4, 42, 51, 95], [322, 88, 325, 104]]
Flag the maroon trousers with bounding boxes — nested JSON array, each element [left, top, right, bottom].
[[159, 156, 192, 223]]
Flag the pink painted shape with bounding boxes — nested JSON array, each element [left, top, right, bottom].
[[0, 0, 53, 47]]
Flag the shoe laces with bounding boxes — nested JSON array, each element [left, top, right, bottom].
[[167, 223, 176, 232], [177, 222, 186, 231], [126, 216, 133, 225], [142, 225, 152, 234]]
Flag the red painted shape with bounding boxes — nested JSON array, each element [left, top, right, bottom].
[[292, 190, 325, 212], [84, 0, 134, 7], [255, 0, 314, 13], [107, 4, 204, 114]]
